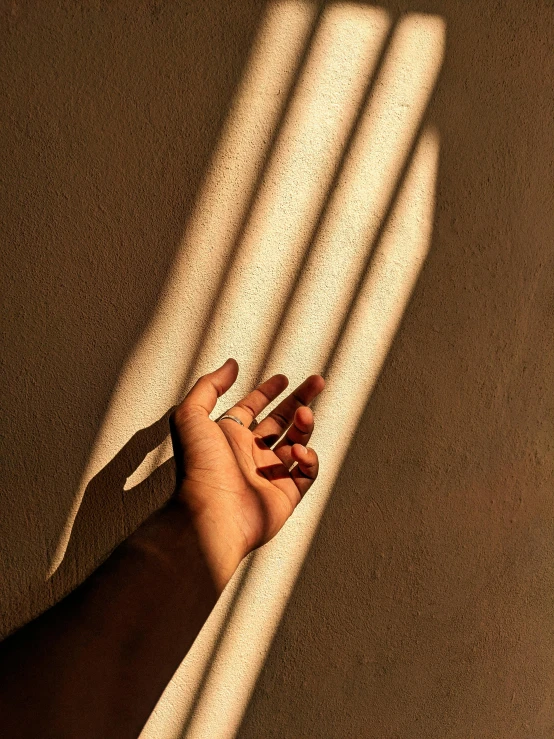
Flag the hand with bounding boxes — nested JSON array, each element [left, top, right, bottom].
[[170, 359, 324, 589]]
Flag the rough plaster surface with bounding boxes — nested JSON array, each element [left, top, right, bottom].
[[1, 1, 554, 738]]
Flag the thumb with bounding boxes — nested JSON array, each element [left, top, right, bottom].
[[180, 358, 239, 416]]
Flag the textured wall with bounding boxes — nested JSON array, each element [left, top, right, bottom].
[[1, 1, 554, 738]]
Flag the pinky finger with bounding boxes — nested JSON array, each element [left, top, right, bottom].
[[290, 444, 319, 498]]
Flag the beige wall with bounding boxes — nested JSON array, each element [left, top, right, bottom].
[[2, 1, 554, 738]]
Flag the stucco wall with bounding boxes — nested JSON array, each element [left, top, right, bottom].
[[1, 1, 553, 738]]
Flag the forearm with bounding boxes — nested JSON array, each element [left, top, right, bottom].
[[0, 360, 323, 738], [0, 500, 225, 739]]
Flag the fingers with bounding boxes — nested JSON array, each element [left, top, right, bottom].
[[254, 374, 325, 446], [290, 444, 319, 498], [253, 435, 319, 504], [177, 358, 239, 417], [270, 406, 319, 499], [219, 373, 289, 428], [271, 405, 314, 469]]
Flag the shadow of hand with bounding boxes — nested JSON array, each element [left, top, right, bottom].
[[56, 409, 177, 587]]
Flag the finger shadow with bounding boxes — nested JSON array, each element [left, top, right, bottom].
[[53, 409, 177, 593], [253, 434, 280, 450], [256, 464, 292, 483]]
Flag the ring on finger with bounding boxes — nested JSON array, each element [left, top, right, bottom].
[[216, 413, 244, 427]]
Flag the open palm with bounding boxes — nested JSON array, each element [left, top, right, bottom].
[[170, 359, 324, 586]]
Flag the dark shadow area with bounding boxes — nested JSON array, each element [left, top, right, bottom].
[[237, 1, 554, 737], [0, 0, 269, 635]]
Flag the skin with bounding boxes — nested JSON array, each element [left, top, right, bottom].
[[0, 359, 324, 738]]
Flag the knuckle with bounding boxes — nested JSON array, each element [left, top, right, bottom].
[[237, 400, 256, 416], [271, 411, 289, 428], [257, 386, 272, 403]]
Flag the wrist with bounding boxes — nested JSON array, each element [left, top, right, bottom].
[[122, 499, 208, 583], [173, 483, 249, 592]]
